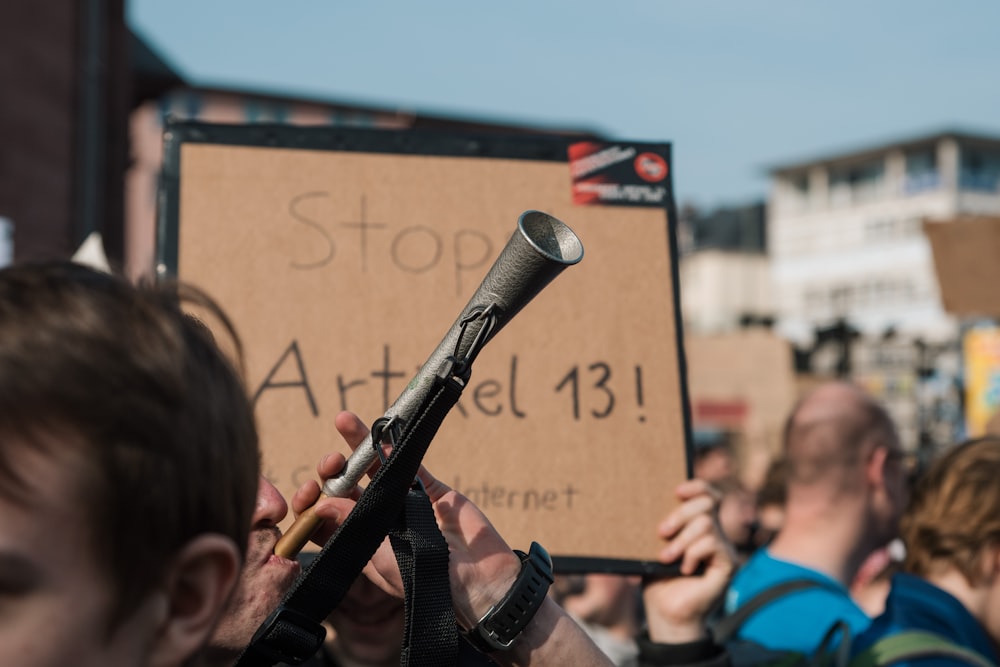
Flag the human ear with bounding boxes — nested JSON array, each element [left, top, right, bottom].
[[149, 534, 242, 667], [865, 445, 889, 489], [985, 542, 1000, 581]]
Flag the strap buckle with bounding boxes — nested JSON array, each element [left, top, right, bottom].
[[371, 415, 426, 493], [244, 604, 327, 665], [448, 303, 499, 380]]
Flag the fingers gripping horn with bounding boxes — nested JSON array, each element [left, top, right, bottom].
[[274, 210, 584, 558]]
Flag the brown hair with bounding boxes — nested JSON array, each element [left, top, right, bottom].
[[902, 436, 1000, 585], [0, 261, 260, 628]]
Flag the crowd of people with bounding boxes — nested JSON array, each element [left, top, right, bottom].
[[2, 259, 998, 667]]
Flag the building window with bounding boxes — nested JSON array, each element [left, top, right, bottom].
[[865, 218, 894, 240], [244, 102, 262, 123], [0, 217, 12, 268], [900, 217, 924, 236], [159, 91, 202, 122], [830, 159, 885, 205], [780, 173, 810, 213], [803, 287, 824, 313], [904, 148, 940, 193], [244, 102, 289, 124], [792, 173, 809, 196], [959, 146, 1000, 192]]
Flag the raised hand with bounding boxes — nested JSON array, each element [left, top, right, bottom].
[[642, 479, 737, 643]]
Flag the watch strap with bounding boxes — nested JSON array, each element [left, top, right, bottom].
[[465, 542, 554, 653]]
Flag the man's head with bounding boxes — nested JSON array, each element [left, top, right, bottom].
[[206, 476, 302, 661], [0, 261, 260, 666], [781, 381, 907, 546]]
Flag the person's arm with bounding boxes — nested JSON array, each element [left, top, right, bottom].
[[637, 479, 736, 667], [292, 410, 614, 667]]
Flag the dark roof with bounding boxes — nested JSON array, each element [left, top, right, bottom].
[[766, 128, 1000, 176], [184, 81, 606, 139], [685, 201, 766, 254], [128, 29, 604, 139], [130, 29, 185, 104]]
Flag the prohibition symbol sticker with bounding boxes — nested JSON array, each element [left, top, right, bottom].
[[634, 152, 668, 183]]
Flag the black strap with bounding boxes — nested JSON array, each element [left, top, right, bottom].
[[390, 488, 459, 667], [712, 578, 840, 643], [235, 373, 465, 667]]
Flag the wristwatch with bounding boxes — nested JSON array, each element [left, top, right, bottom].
[[464, 542, 555, 653]]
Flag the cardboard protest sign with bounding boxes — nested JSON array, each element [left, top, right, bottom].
[[924, 216, 1000, 317], [158, 123, 691, 572]]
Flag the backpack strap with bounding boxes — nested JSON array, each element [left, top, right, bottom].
[[851, 630, 995, 667], [713, 579, 842, 643]]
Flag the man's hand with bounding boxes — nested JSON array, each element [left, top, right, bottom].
[[292, 411, 615, 666], [642, 479, 737, 643], [290, 410, 522, 630]]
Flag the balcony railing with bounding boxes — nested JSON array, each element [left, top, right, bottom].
[[903, 171, 941, 194], [959, 170, 1000, 192]]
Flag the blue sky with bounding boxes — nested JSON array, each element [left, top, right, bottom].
[[128, 0, 1000, 209]]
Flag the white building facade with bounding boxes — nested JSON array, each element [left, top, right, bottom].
[[680, 250, 773, 334], [769, 130, 1000, 454], [678, 202, 774, 335], [770, 130, 1000, 345]]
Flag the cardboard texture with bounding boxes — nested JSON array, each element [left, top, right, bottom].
[[925, 216, 1000, 317], [165, 130, 689, 569], [684, 330, 797, 487]]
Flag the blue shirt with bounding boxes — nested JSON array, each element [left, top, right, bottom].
[[851, 572, 998, 666], [723, 548, 872, 655]]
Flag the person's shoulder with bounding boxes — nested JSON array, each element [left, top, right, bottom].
[[723, 550, 870, 650], [728, 550, 847, 605], [851, 625, 996, 667], [850, 607, 903, 658], [854, 573, 999, 666], [728, 549, 782, 589]]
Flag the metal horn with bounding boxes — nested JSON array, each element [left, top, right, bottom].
[[274, 210, 584, 558]]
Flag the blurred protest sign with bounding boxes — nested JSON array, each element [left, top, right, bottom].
[[685, 330, 797, 487], [963, 326, 1000, 437], [925, 216, 1000, 317], [157, 123, 690, 572]]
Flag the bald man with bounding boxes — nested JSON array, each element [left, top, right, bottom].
[[721, 381, 908, 654]]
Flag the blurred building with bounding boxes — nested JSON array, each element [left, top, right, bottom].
[[3, 7, 603, 276], [684, 329, 797, 489], [768, 130, 1000, 454], [676, 202, 794, 487], [125, 36, 604, 280], [0, 0, 130, 263], [769, 129, 1000, 344], [678, 201, 774, 333]]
